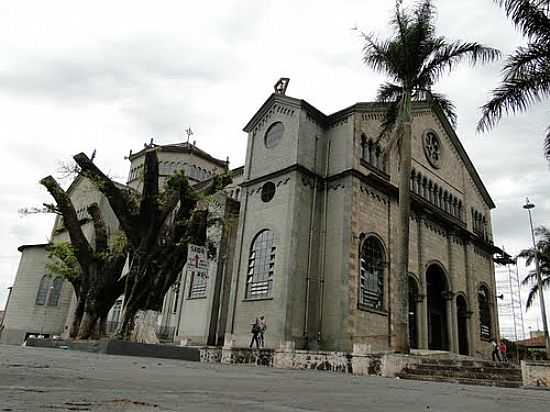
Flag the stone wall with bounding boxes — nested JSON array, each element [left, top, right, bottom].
[[273, 350, 352, 373], [521, 360, 550, 389]]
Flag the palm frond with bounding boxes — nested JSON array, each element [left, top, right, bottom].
[[418, 42, 500, 87], [377, 101, 399, 144], [524, 276, 550, 309], [477, 68, 550, 132], [495, 0, 550, 40], [357, 31, 398, 79], [504, 42, 550, 80], [377, 82, 404, 102], [521, 269, 539, 285], [427, 92, 457, 127], [545, 125, 550, 160]]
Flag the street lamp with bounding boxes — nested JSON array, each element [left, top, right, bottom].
[[523, 198, 550, 359]]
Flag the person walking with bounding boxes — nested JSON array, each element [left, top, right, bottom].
[[258, 315, 267, 348], [491, 340, 501, 362], [249, 318, 261, 349], [499, 341, 508, 362]]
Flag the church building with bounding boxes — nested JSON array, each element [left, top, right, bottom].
[[1, 81, 501, 359]]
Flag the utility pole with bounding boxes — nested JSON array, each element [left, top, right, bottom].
[[523, 198, 550, 359]]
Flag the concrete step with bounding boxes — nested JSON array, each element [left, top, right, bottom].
[[402, 367, 521, 382], [412, 364, 521, 378], [419, 358, 518, 369], [397, 373, 522, 388]]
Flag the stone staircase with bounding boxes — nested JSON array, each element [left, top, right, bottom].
[[397, 358, 522, 388]]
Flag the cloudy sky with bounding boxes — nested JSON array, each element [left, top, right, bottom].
[[1, 0, 548, 338]]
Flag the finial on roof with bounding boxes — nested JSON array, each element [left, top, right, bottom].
[[274, 77, 290, 95], [90, 149, 97, 162], [192, 140, 196, 146], [150, 138, 154, 146], [185, 127, 193, 145]]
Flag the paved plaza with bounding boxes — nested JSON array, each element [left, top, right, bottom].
[[1, 345, 549, 411]]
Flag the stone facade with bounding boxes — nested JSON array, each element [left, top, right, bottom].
[[225, 93, 500, 359]]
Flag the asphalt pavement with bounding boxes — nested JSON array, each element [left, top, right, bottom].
[[0, 345, 549, 411]]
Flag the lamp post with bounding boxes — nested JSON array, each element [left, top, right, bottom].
[[523, 198, 550, 359]]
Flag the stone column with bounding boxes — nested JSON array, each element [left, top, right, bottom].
[[417, 214, 428, 349], [451, 295, 459, 352], [416, 294, 426, 349], [463, 239, 476, 356], [443, 291, 455, 353]]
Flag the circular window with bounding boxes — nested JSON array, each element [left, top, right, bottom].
[[423, 130, 442, 169], [261, 182, 276, 202], [264, 122, 284, 148]]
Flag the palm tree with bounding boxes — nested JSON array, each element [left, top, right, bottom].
[[518, 225, 550, 309], [478, 0, 550, 159], [358, 0, 499, 352]]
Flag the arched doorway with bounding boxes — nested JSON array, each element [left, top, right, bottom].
[[408, 276, 419, 349], [456, 294, 469, 355], [426, 264, 449, 350]]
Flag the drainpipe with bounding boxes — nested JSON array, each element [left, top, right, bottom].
[[318, 140, 332, 345], [303, 136, 319, 348], [229, 132, 256, 335]]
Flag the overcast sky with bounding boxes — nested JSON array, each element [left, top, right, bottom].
[[1, 0, 548, 338]]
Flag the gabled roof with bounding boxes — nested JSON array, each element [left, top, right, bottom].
[[243, 94, 495, 209], [129, 142, 227, 168]]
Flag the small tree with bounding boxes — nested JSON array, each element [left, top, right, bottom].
[[518, 225, 550, 309], [74, 148, 231, 341]]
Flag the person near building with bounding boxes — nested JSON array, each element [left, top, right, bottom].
[[491, 340, 501, 362], [258, 315, 267, 348], [499, 341, 508, 362], [249, 318, 261, 349]]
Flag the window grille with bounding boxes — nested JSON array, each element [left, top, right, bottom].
[[246, 230, 275, 299], [35, 275, 50, 305], [47, 277, 63, 306], [360, 237, 385, 310]]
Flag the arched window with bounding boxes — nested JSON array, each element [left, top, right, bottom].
[[246, 230, 275, 298], [360, 236, 385, 310], [478, 285, 491, 339], [47, 277, 63, 306], [35, 275, 50, 305]]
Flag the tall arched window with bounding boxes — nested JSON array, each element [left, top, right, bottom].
[[360, 236, 385, 310], [47, 277, 64, 306], [35, 275, 50, 305], [478, 285, 491, 339], [246, 230, 275, 299]]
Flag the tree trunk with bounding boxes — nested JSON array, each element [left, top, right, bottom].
[[78, 311, 99, 340], [131, 310, 160, 344], [395, 97, 412, 353], [69, 296, 86, 338]]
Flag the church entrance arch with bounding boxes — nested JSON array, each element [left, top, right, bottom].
[[456, 294, 469, 355], [408, 275, 419, 349], [426, 264, 449, 350]]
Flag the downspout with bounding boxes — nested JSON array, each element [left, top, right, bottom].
[[318, 140, 332, 345], [230, 132, 256, 334], [303, 136, 319, 348]]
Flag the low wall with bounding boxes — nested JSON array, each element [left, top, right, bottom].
[[521, 361, 550, 389], [274, 350, 352, 373], [199, 346, 222, 363], [221, 347, 274, 366]]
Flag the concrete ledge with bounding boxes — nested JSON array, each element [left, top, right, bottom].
[[26, 338, 201, 362], [522, 360, 550, 390], [274, 349, 353, 373]]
